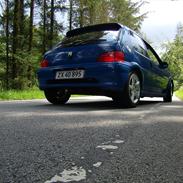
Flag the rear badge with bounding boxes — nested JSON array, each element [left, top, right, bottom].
[[68, 52, 73, 57]]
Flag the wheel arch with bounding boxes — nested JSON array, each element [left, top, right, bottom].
[[168, 78, 174, 94], [171, 79, 174, 92], [130, 65, 144, 89]]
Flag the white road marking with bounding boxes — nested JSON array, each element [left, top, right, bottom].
[[45, 166, 86, 183], [112, 140, 124, 144], [96, 145, 118, 150], [93, 162, 102, 168], [101, 141, 111, 145]]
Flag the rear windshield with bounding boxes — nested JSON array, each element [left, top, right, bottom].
[[60, 30, 119, 47]]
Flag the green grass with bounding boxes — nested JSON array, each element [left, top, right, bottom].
[[0, 88, 85, 100], [0, 89, 45, 100], [175, 89, 183, 101]]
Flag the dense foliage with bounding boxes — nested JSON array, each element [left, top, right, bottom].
[[0, 0, 146, 90], [162, 24, 183, 89]]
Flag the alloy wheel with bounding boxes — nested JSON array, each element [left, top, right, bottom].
[[128, 73, 141, 104]]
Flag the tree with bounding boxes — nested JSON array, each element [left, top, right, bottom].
[[28, 0, 35, 51], [68, 0, 73, 30], [68, 0, 146, 31], [162, 24, 183, 89], [49, 0, 54, 48], [5, 0, 9, 89], [27, 0, 35, 86], [42, 0, 47, 53], [12, 0, 19, 82], [0, 0, 146, 90], [107, 0, 146, 30]]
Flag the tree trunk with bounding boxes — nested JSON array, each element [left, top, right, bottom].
[[49, 0, 54, 48], [12, 0, 19, 81], [42, 0, 46, 53], [5, 0, 9, 89], [27, 0, 35, 87], [12, 0, 25, 89], [28, 0, 34, 51], [19, 0, 24, 36], [79, 0, 84, 28], [88, 0, 95, 25], [69, 0, 73, 31]]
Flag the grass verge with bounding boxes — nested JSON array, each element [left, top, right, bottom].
[[175, 89, 183, 101], [0, 89, 45, 100], [0, 88, 84, 100]]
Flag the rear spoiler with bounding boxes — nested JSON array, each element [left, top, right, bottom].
[[66, 23, 123, 37]]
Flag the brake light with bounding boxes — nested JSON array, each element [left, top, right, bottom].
[[98, 51, 125, 62], [40, 59, 49, 67]]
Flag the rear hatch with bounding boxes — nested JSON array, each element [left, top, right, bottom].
[[47, 29, 121, 66]]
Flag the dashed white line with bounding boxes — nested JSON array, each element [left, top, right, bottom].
[[96, 145, 118, 150], [112, 140, 124, 144], [93, 162, 102, 168]]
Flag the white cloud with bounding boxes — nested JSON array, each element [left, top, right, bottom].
[[139, 0, 183, 49]]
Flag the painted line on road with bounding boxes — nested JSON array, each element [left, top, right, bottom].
[[45, 166, 86, 183], [44, 136, 125, 183]]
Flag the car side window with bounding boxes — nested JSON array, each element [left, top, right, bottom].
[[121, 30, 132, 50], [129, 31, 147, 57], [146, 48, 160, 65]]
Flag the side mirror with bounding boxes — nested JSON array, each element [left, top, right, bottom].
[[160, 61, 168, 69]]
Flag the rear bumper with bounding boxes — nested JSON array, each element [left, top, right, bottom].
[[37, 63, 129, 96]]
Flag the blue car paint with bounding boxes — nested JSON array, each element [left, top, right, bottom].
[[38, 62, 129, 92], [37, 23, 171, 98]]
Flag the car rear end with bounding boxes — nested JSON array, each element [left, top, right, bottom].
[[37, 23, 128, 97]]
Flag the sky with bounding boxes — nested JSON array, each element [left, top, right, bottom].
[[138, 0, 183, 51], [0, 0, 182, 52]]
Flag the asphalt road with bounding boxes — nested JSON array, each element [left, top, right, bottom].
[[0, 96, 183, 183]]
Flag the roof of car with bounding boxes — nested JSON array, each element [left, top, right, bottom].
[[66, 23, 123, 37]]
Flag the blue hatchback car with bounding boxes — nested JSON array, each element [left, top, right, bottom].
[[37, 23, 173, 107]]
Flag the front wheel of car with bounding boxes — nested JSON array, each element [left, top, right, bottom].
[[113, 72, 141, 108], [44, 89, 71, 105], [163, 82, 173, 102]]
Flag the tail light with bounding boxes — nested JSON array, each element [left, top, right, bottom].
[[40, 59, 49, 67], [98, 51, 125, 62]]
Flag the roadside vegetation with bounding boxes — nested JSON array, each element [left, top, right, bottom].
[[0, 0, 183, 100], [0, 88, 83, 100], [0, 88, 44, 100], [0, 0, 146, 91], [175, 89, 183, 100], [161, 24, 183, 91]]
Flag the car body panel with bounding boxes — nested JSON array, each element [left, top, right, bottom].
[[38, 62, 130, 95], [37, 23, 172, 99], [50, 42, 119, 66]]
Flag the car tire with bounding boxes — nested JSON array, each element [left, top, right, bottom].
[[44, 89, 70, 105], [163, 81, 173, 102], [113, 72, 141, 108]]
